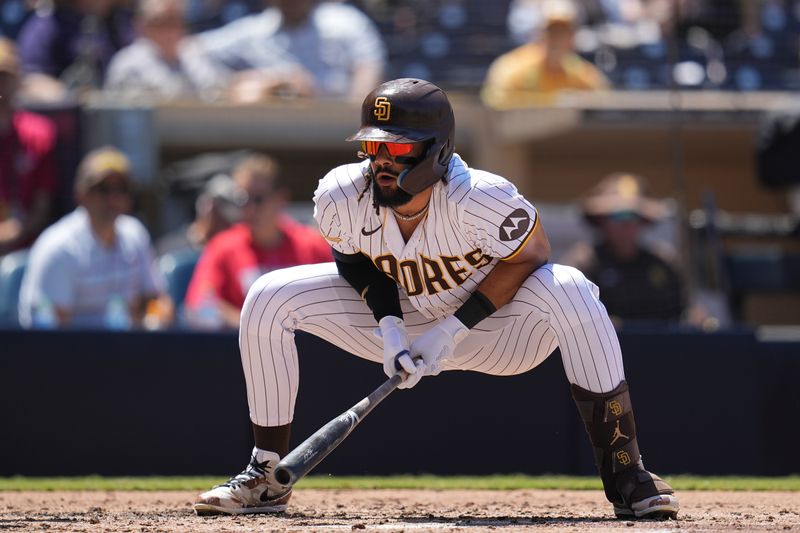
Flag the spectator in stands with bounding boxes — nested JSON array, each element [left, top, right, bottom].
[[560, 172, 687, 325], [507, 0, 652, 46], [156, 173, 244, 255], [184, 153, 331, 329], [0, 37, 58, 256], [16, 0, 134, 101], [195, 0, 386, 102], [104, 0, 224, 101], [18, 146, 173, 329], [482, 0, 610, 109]]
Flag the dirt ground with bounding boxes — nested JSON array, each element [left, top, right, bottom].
[[1, 489, 798, 532]]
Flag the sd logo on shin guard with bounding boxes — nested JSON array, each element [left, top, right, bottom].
[[616, 450, 632, 466], [608, 400, 623, 417]]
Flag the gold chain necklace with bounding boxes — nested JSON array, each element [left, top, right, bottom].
[[391, 203, 429, 222]]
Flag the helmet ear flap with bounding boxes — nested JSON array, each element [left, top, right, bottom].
[[431, 140, 448, 177], [428, 137, 454, 181], [397, 140, 450, 195], [437, 137, 454, 166]]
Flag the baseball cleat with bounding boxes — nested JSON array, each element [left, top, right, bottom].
[[194, 449, 291, 515], [614, 494, 680, 520], [612, 469, 679, 520]]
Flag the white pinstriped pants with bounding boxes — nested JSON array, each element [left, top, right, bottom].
[[239, 262, 625, 427]]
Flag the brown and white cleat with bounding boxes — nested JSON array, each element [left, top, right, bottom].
[[614, 493, 680, 520], [194, 449, 292, 515], [613, 468, 679, 520]]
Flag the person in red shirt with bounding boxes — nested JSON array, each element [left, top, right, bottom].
[[0, 37, 58, 255], [184, 153, 332, 329]]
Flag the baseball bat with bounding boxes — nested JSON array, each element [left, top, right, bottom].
[[273, 372, 404, 487]]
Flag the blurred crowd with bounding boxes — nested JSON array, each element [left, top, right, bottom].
[[3, 0, 386, 103], [1, 0, 798, 103], [496, 0, 800, 92], [1, 0, 798, 332]]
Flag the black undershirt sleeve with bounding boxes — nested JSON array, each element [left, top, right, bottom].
[[333, 249, 403, 322]]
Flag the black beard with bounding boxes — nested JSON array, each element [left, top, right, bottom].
[[371, 171, 414, 207]]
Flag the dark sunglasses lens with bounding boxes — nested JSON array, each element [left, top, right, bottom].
[[94, 183, 130, 195]]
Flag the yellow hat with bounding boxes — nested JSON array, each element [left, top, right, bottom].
[[75, 146, 132, 194]]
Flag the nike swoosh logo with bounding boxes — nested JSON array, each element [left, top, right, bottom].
[[361, 225, 382, 236]]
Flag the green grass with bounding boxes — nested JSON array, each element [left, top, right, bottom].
[[0, 475, 799, 492]]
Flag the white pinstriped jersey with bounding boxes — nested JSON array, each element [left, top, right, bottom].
[[313, 154, 539, 320]]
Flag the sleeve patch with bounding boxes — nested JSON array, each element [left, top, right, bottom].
[[499, 208, 532, 241]]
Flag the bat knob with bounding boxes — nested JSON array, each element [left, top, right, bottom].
[[274, 464, 294, 486], [393, 349, 410, 371]]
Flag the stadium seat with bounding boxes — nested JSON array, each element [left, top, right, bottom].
[[0, 249, 30, 327], [158, 248, 201, 311]]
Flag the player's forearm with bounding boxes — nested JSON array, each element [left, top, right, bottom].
[[477, 225, 550, 311], [457, 224, 550, 326], [484, 220, 552, 307], [333, 249, 402, 322], [449, 259, 541, 330], [475, 259, 541, 310]]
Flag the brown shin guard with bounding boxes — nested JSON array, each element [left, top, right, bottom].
[[571, 380, 641, 505]]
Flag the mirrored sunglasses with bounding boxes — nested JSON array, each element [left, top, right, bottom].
[[360, 141, 414, 157]]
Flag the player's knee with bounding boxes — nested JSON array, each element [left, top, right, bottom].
[[555, 264, 593, 289], [531, 264, 600, 324], [240, 271, 290, 332], [562, 265, 601, 301], [531, 263, 586, 289]]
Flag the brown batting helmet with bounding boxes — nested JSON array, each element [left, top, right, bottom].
[[347, 78, 455, 195]]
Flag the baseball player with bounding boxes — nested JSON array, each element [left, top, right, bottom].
[[194, 78, 679, 520]]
